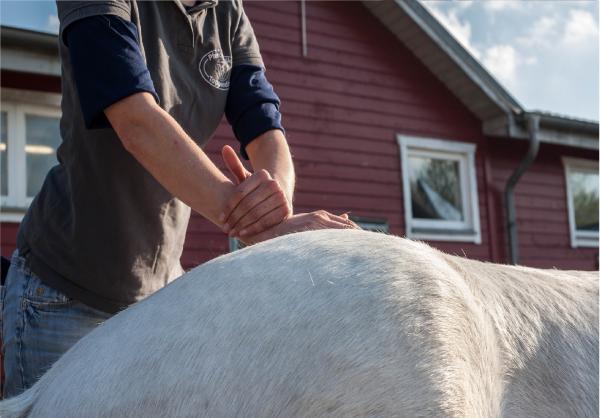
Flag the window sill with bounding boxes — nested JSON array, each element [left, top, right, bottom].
[[0, 209, 26, 222], [571, 235, 599, 248], [407, 228, 481, 244]]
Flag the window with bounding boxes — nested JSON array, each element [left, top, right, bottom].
[[1, 102, 61, 218], [229, 237, 247, 252], [351, 216, 389, 233], [563, 157, 599, 248], [397, 135, 481, 243]]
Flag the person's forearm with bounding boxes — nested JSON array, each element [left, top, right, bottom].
[[106, 93, 234, 225], [246, 129, 295, 207]]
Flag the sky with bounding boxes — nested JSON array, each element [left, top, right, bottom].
[[421, 0, 598, 121], [0, 0, 598, 121]]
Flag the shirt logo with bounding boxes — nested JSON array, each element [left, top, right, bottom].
[[199, 49, 232, 90]]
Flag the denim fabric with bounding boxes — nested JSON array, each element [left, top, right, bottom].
[[1, 251, 112, 398]]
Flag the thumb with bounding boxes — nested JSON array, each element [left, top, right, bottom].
[[221, 145, 251, 184]]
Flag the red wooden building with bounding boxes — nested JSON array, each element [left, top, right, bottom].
[[1, 0, 598, 271]]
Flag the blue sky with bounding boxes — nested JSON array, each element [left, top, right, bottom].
[[1, 0, 598, 121], [422, 0, 598, 121]]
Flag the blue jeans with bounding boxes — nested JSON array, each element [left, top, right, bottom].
[[1, 251, 112, 398]]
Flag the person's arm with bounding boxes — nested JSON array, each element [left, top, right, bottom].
[[63, 15, 277, 228], [223, 129, 294, 237], [221, 65, 294, 237], [217, 5, 296, 238], [104, 92, 236, 225], [219, 147, 358, 245], [221, 132, 294, 238], [246, 129, 295, 207]]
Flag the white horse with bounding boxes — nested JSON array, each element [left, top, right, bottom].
[[1, 230, 598, 417]]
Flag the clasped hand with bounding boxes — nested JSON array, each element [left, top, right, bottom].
[[219, 145, 291, 238]]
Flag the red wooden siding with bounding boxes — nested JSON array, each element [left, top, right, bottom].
[[486, 138, 599, 270], [1, 1, 597, 271], [183, 0, 494, 267], [1, 223, 18, 259]]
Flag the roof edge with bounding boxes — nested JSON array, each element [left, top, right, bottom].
[[1, 25, 58, 54], [396, 0, 524, 115]]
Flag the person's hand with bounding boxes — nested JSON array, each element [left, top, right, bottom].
[[219, 145, 291, 238], [239, 211, 361, 245]]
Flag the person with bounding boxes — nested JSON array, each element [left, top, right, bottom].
[[1, 0, 356, 398]]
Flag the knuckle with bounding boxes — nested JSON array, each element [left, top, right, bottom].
[[249, 224, 261, 235], [258, 169, 270, 180], [277, 205, 288, 217], [258, 218, 269, 229], [228, 214, 240, 227]]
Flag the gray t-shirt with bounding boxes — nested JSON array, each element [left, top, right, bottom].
[[17, 0, 264, 313]]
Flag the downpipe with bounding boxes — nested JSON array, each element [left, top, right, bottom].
[[504, 114, 540, 265]]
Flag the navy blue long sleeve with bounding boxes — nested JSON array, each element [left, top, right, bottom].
[[64, 15, 159, 129], [65, 15, 285, 156], [225, 65, 285, 159]]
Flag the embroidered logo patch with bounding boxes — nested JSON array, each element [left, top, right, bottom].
[[199, 49, 232, 91]]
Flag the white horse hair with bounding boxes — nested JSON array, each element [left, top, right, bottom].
[[1, 229, 598, 417]]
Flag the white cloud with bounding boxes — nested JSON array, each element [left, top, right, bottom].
[[423, 0, 598, 120], [424, 3, 481, 59], [517, 15, 558, 47], [563, 9, 598, 46], [46, 13, 59, 33], [483, 1, 525, 12], [455, 1, 474, 10], [483, 44, 518, 89]]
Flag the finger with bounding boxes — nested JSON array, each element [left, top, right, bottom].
[[322, 212, 355, 225], [340, 213, 349, 220], [318, 218, 357, 230], [236, 204, 289, 237], [313, 211, 358, 229], [230, 190, 289, 236], [221, 145, 251, 185], [227, 180, 285, 233], [222, 169, 271, 225]]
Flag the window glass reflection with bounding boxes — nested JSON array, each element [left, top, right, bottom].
[[570, 170, 599, 232], [408, 156, 463, 221], [25, 114, 60, 197]]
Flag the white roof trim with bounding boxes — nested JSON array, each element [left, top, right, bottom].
[[363, 0, 598, 150], [0, 47, 61, 76]]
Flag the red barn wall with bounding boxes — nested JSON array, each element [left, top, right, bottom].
[[486, 138, 599, 270], [192, 0, 494, 265], [1, 1, 597, 271]]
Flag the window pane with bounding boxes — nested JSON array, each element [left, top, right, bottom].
[[26, 114, 60, 197], [408, 156, 463, 221], [569, 170, 599, 232], [1, 111, 7, 196]]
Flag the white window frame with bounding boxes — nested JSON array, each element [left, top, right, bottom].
[[397, 135, 481, 244], [1, 99, 61, 221], [562, 157, 599, 248]]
